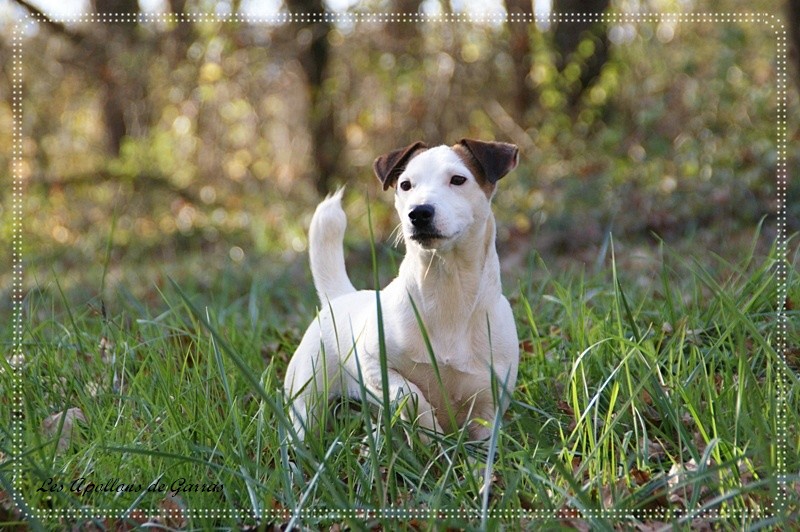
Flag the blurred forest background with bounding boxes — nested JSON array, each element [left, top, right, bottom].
[[1, 0, 799, 317]]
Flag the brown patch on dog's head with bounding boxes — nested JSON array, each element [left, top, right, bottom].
[[373, 141, 428, 190], [451, 143, 496, 197], [453, 139, 519, 197]]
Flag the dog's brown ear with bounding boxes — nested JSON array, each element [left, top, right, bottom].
[[457, 139, 519, 184], [373, 141, 428, 190]]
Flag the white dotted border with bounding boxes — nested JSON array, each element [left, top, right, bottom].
[[10, 11, 25, 506], [27, 506, 770, 521], [10, 10, 789, 524], [8, 12, 777, 23], [774, 12, 790, 520]]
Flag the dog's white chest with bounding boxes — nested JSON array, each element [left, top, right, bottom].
[[393, 320, 489, 375]]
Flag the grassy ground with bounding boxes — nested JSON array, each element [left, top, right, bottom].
[[2, 230, 799, 530]]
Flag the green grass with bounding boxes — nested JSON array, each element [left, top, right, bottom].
[[2, 234, 799, 530]]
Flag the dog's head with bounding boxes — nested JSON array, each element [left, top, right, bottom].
[[373, 139, 519, 251]]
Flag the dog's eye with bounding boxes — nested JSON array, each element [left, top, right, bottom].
[[399, 180, 412, 191], [450, 175, 467, 186]]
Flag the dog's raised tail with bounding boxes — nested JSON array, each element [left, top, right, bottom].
[[309, 188, 357, 305]]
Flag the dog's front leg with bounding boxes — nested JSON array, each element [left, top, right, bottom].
[[364, 369, 443, 442]]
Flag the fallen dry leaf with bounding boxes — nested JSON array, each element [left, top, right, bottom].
[[1, 354, 26, 373], [41, 407, 86, 453], [99, 336, 114, 364], [689, 517, 715, 531], [599, 479, 631, 508], [159, 494, 187, 529], [557, 507, 590, 532], [640, 437, 667, 460], [785, 346, 800, 371], [557, 400, 575, 416], [640, 388, 653, 406], [635, 521, 672, 531], [667, 457, 714, 507], [519, 339, 536, 354], [630, 468, 651, 486], [668, 460, 693, 507]]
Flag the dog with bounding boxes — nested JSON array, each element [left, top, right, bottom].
[[284, 138, 520, 443]]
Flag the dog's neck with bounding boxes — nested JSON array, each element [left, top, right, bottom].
[[400, 215, 501, 324]]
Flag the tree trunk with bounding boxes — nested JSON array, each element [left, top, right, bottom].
[[286, 0, 339, 195], [94, 0, 140, 156], [167, 0, 192, 63], [789, 0, 800, 88], [553, 0, 610, 107], [389, 0, 422, 43], [506, 0, 536, 122]]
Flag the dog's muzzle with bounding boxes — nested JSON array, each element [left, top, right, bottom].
[[408, 204, 444, 244]]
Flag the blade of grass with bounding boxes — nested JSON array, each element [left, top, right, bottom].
[[407, 294, 458, 432], [52, 273, 86, 356], [366, 197, 396, 506], [287, 437, 342, 530], [100, 209, 118, 300], [480, 392, 504, 529]]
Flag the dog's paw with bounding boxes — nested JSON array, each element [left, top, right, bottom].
[[467, 418, 494, 441]]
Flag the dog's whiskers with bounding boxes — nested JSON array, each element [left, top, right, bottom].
[[390, 223, 404, 248]]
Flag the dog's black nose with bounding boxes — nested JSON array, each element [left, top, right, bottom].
[[409, 204, 435, 228]]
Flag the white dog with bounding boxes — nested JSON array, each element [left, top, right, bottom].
[[284, 138, 520, 442]]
